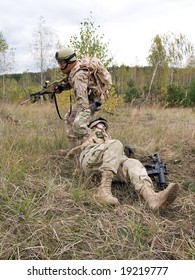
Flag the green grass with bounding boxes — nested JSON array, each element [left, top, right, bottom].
[[0, 102, 194, 260]]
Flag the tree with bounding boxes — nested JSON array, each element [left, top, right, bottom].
[[164, 33, 194, 66], [69, 12, 112, 66], [0, 32, 15, 99], [166, 84, 185, 107], [0, 31, 8, 52], [30, 16, 58, 86], [147, 34, 167, 99], [186, 78, 195, 106], [162, 32, 194, 84], [147, 32, 195, 101], [110, 64, 132, 94], [124, 79, 142, 103]]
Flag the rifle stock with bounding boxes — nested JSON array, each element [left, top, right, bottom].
[[144, 153, 167, 190]]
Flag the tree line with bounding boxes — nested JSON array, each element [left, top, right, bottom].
[[1, 13, 195, 107]]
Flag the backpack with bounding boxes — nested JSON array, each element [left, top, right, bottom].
[[71, 56, 112, 102]]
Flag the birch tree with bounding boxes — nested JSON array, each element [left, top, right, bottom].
[[163, 32, 195, 84], [147, 32, 195, 100], [147, 35, 167, 99], [69, 12, 112, 66], [0, 31, 8, 53], [0, 32, 15, 98], [30, 16, 58, 86]]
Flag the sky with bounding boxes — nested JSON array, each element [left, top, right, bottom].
[[1, 0, 195, 73]]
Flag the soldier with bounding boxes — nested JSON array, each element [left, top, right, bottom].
[[78, 117, 179, 212], [55, 47, 112, 155]]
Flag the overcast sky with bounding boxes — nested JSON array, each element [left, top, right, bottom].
[[1, 0, 195, 73]]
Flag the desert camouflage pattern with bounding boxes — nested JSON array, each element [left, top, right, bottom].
[[65, 62, 93, 139], [65, 58, 112, 139], [79, 56, 112, 98], [70, 56, 112, 99], [80, 127, 153, 192]]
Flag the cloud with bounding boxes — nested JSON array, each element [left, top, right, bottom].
[[1, 0, 195, 72]]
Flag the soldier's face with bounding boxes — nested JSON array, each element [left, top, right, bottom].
[[58, 60, 68, 70], [60, 61, 76, 75], [96, 123, 106, 130]]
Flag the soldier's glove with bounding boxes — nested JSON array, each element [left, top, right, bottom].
[[55, 84, 64, 93], [55, 81, 71, 93]]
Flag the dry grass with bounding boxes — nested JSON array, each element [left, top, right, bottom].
[[0, 102, 194, 260]]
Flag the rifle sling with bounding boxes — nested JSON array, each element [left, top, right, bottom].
[[53, 93, 65, 121]]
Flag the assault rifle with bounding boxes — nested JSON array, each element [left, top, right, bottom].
[[20, 77, 70, 120], [124, 146, 167, 189], [144, 153, 167, 190], [20, 77, 102, 118]]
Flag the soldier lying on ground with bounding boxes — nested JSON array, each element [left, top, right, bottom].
[[66, 117, 179, 213]]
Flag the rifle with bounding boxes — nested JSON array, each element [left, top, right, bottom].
[[20, 77, 70, 120], [144, 153, 167, 190], [124, 146, 167, 190]]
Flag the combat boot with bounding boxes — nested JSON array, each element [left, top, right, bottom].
[[95, 170, 119, 205], [140, 183, 178, 212], [58, 138, 78, 156]]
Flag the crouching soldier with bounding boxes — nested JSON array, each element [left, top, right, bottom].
[[78, 117, 178, 212]]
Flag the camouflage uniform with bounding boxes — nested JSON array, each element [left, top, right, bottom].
[[80, 126, 153, 192], [65, 61, 109, 140], [78, 122, 178, 211], [64, 61, 92, 140]]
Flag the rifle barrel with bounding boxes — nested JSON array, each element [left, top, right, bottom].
[[20, 98, 31, 105]]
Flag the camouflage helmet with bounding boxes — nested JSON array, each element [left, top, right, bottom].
[[55, 47, 76, 63], [88, 117, 108, 130]]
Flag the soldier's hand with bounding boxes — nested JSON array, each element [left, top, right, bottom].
[[54, 84, 63, 94]]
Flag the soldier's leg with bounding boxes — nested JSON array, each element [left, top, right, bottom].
[[117, 158, 178, 212], [58, 104, 79, 156], [80, 140, 124, 205], [81, 140, 124, 174]]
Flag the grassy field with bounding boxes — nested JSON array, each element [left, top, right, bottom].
[[0, 101, 194, 260]]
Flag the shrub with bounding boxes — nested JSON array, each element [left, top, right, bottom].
[[124, 79, 142, 103], [166, 84, 185, 107]]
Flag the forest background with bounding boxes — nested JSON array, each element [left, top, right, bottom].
[[1, 14, 195, 107]]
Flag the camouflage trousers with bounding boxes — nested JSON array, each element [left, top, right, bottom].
[[80, 139, 153, 192]]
